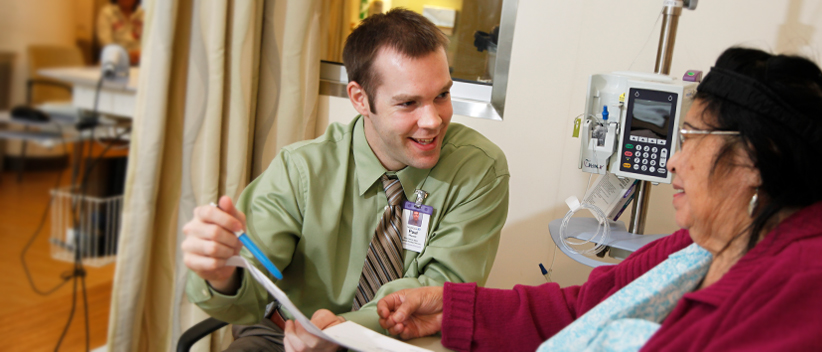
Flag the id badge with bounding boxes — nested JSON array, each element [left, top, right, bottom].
[[401, 201, 433, 253]]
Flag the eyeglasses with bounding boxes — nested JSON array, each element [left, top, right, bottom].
[[678, 128, 740, 150]]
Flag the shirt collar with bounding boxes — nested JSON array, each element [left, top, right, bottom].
[[352, 116, 432, 201]]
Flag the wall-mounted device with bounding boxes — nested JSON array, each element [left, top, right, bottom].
[[578, 72, 697, 184]]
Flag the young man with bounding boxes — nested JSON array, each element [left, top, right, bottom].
[[182, 8, 509, 351]]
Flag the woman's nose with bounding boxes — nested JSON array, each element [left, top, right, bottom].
[[667, 151, 680, 174]]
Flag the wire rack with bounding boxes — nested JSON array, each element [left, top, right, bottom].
[[49, 186, 122, 267]]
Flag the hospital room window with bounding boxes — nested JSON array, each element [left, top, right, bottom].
[[319, 0, 519, 120]]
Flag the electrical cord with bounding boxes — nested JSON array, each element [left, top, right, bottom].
[[53, 125, 131, 352], [51, 73, 130, 352], [16, 57, 132, 352], [20, 124, 73, 295], [53, 74, 102, 352], [93, 126, 131, 150]]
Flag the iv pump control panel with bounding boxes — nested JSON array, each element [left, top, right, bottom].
[[578, 72, 697, 184]]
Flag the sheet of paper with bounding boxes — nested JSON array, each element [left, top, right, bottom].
[[226, 256, 329, 338], [226, 256, 433, 352]]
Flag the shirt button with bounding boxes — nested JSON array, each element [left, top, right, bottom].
[[202, 289, 209, 296]]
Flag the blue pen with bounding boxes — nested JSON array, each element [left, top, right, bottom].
[[211, 202, 283, 280]]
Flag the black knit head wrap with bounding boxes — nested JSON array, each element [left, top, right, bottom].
[[697, 66, 822, 145]]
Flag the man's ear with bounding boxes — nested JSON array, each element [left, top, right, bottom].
[[347, 81, 371, 117]]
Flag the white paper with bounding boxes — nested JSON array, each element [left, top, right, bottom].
[[226, 256, 433, 352], [226, 256, 328, 338]]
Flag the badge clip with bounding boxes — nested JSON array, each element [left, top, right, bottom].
[[413, 189, 428, 208]]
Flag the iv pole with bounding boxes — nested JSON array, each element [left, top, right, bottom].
[[548, 0, 700, 268], [629, 0, 696, 234]]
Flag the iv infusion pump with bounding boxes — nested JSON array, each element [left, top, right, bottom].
[[578, 72, 698, 184]]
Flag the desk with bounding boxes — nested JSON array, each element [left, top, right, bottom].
[[0, 110, 83, 148], [0, 67, 135, 179], [38, 67, 139, 119]]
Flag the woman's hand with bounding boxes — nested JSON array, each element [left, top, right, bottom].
[[377, 286, 445, 340], [283, 309, 344, 352]]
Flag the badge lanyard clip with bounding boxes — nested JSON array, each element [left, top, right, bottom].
[[413, 189, 428, 208]]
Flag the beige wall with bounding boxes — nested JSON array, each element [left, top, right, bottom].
[[0, 0, 77, 107], [0, 0, 81, 157], [319, 0, 822, 289], [74, 0, 95, 43]]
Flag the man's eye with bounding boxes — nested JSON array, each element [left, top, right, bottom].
[[437, 92, 450, 99], [399, 101, 415, 108]]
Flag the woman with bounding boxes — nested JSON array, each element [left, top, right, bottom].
[[97, 0, 143, 64], [377, 47, 822, 351]]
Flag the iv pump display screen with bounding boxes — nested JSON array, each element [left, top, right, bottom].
[[619, 88, 679, 179], [630, 98, 672, 141]]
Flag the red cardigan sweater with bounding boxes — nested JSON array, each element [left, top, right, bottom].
[[441, 202, 822, 351]]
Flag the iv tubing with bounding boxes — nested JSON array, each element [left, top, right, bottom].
[[558, 201, 610, 256]]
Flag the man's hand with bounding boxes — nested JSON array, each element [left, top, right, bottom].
[[181, 195, 246, 293], [377, 286, 445, 340], [283, 309, 344, 352]]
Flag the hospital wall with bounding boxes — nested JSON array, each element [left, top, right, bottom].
[[320, 0, 821, 289], [0, 0, 93, 106]]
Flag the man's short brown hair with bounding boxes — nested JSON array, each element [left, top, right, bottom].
[[343, 8, 449, 113]]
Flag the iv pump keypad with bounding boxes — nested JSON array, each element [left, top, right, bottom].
[[621, 135, 668, 176]]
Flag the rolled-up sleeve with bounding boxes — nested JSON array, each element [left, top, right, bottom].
[[185, 150, 304, 324]]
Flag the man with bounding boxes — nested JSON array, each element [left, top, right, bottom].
[[409, 211, 422, 227], [183, 8, 509, 351]]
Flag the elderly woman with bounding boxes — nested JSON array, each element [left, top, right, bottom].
[[377, 47, 822, 351]]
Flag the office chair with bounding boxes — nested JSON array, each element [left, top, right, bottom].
[[177, 317, 228, 352], [27, 45, 85, 104], [9, 45, 84, 181]]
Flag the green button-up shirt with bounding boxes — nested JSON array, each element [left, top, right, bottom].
[[186, 116, 509, 333]]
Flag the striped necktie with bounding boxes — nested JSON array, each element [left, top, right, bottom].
[[353, 174, 406, 310]]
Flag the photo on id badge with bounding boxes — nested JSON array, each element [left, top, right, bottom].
[[402, 201, 433, 253]]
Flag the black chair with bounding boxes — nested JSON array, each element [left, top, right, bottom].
[[177, 317, 228, 352], [10, 79, 72, 182]]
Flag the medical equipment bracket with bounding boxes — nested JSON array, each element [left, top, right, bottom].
[[549, 218, 667, 267]]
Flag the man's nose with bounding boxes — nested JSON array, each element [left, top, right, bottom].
[[417, 104, 442, 129]]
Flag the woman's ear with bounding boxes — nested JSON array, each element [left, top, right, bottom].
[[347, 81, 371, 117], [739, 143, 762, 188], [750, 170, 762, 190], [738, 155, 762, 189]]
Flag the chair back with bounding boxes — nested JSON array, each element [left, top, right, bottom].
[[27, 45, 84, 104]]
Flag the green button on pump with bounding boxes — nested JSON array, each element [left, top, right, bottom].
[[626, 144, 634, 149]]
